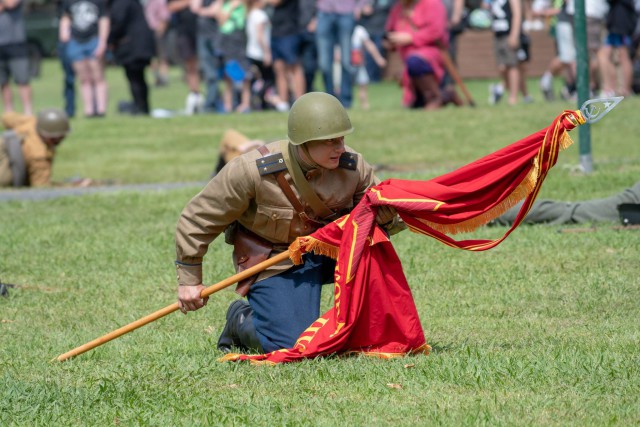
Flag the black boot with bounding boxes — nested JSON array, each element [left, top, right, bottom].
[[217, 300, 264, 354]]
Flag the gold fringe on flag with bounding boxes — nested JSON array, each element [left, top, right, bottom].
[[288, 236, 340, 265], [417, 114, 580, 236], [343, 343, 432, 360]]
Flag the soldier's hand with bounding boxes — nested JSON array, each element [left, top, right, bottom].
[[375, 205, 398, 226], [178, 284, 208, 314]]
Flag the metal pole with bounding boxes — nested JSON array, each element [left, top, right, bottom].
[[573, 0, 593, 173]]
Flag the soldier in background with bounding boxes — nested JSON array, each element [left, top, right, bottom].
[[0, 109, 70, 187], [211, 128, 265, 176], [491, 181, 640, 226]]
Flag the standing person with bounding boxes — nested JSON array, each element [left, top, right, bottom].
[[57, 0, 76, 118], [174, 92, 400, 353], [266, 0, 305, 111], [191, 0, 223, 113], [488, 0, 529, 105], [246, 0, 283, 110], [555, 0, 578, 100], [57, 41, 76, 117], [144, 0, 172, 87], [0, 0, 33, 116], [299, 0, 318, 93], [108, 0, 156, 115], [216, 0, 252, 112], [60, 0, 110, 118], [316, 0, 367, 108], [535, 0, 577, 101], [167, 0, 203, 114], [598, 0, 638, 96], [359, 0, 396, 83], [351, 24, 387, 109], [384, 0, 449, 109], [0, 109, 70, 187]]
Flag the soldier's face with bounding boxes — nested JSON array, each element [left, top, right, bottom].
[[305, 137, 346, 169]]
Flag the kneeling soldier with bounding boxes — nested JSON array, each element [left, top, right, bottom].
[[175, 92, 400, 353]]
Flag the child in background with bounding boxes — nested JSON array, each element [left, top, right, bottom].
[[245, 0, 286, 110], [216, 0, 252, 112], [351, 24, 387, 110]]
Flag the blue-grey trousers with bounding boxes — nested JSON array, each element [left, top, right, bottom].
[[247, 252, 336, 352]]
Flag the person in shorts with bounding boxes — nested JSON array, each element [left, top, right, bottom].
[[267, 0, 305, 111], [0, 0, 33, 116], [597, 0, 638, 96], [490, 0, 531, 105], [59, 0, 110, 117], [168, 0, 203, 114]]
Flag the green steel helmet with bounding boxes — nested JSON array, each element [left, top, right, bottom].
[[36, 108, 70, 138], [287, 92, 354, 145]]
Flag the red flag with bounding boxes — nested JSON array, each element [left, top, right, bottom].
[[220, 110, 585, 364]]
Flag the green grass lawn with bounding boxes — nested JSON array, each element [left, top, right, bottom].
[[1, 60, 639, 426]]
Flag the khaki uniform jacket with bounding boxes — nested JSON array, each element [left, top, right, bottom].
[[175, 140, 378, 286], [1, 112, 55, 187]]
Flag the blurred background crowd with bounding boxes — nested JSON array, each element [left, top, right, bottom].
[[1, 0, 639, 118]]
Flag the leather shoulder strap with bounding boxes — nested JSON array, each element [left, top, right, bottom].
[[256, 144, 308, 219], [281, 141, 335, 219]]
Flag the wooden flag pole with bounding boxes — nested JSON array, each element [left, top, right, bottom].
[[54, 251, 291, 362], [439, 45, 476, 107]]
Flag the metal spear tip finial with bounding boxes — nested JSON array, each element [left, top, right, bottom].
[[579, 96, 624, 124]]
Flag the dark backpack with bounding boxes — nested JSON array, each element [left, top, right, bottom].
[[2, 130, 28, 187]]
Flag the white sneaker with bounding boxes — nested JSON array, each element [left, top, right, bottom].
[[185, 92, 203, 115], [488, 83, 504, 105], [275, 101, 290, 112], [560, 86, 577, 102], [539, 72, 554, 101]]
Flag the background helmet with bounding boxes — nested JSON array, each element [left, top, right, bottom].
[[36, 109, 70, 138], [287, 92, 354, 145]]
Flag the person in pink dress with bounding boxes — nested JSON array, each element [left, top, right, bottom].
[[384, 0, 448, 110]]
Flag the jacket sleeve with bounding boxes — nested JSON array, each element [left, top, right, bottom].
[[1, 112, 29, 130], [175, 155, 256, 285], [27, 158, 52, 187]]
